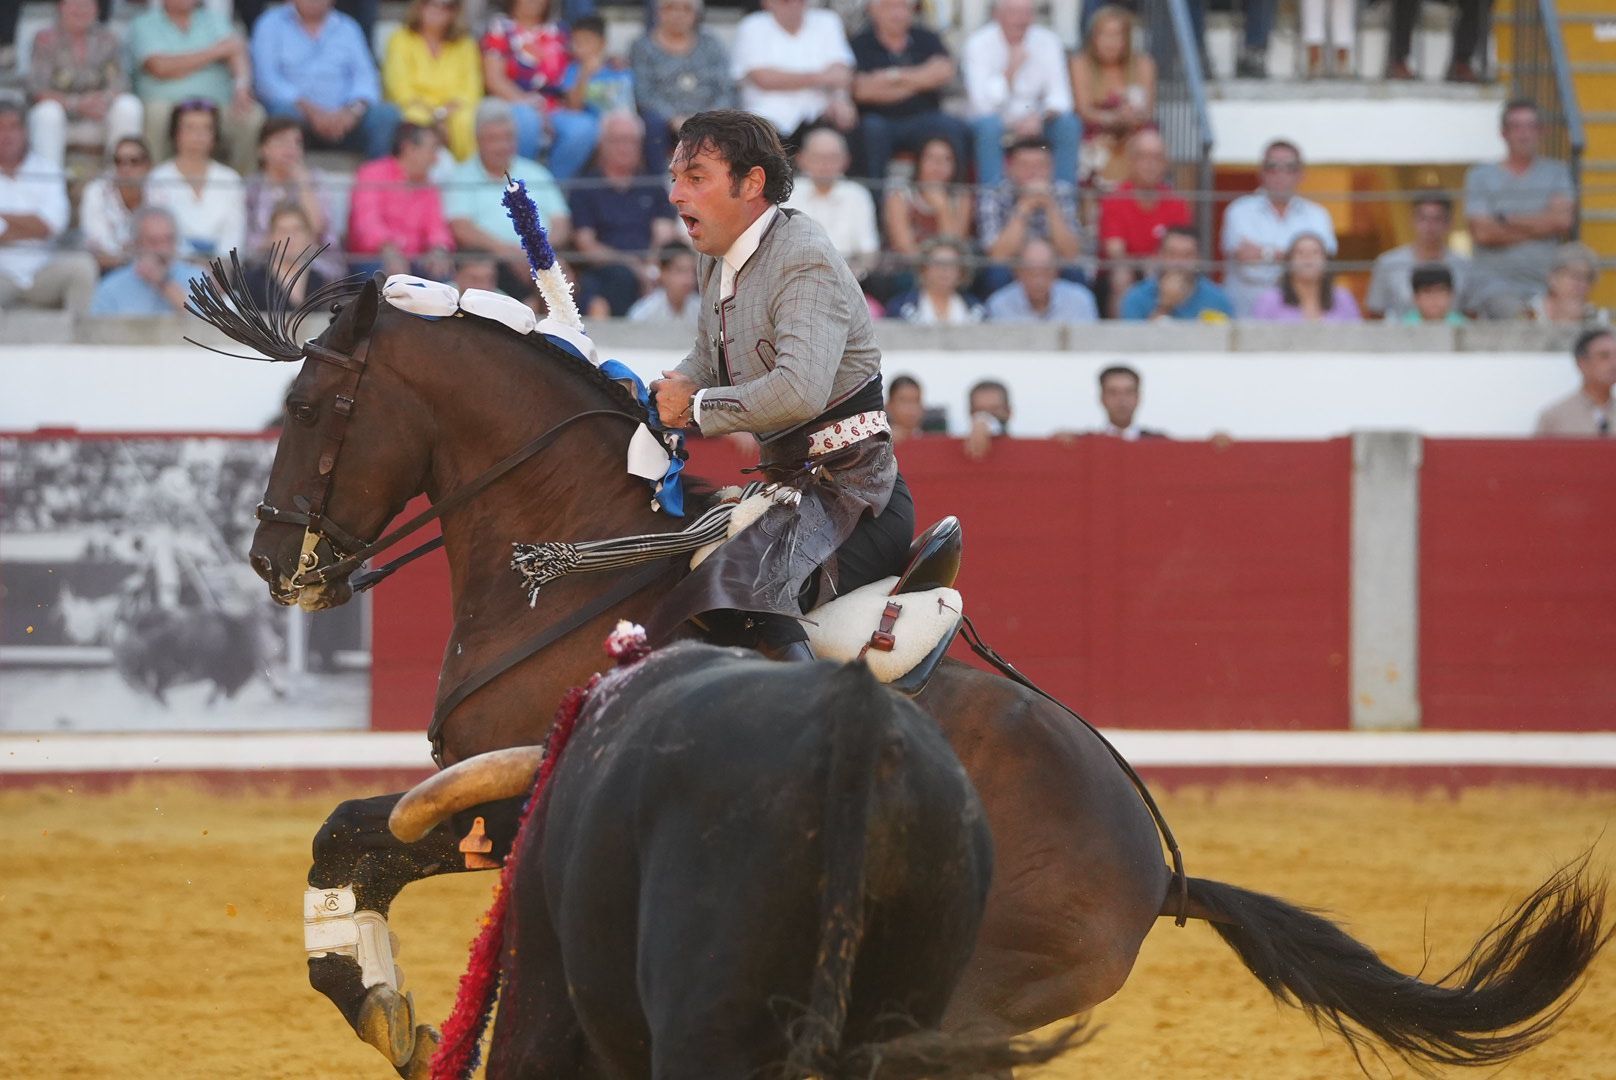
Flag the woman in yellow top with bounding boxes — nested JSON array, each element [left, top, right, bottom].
[[384, 0, 484, 160]]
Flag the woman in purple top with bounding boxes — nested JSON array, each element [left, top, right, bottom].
[[1250, 232, 1362, 322]]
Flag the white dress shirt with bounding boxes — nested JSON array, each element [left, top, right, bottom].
[[693, 205, 780, 426], [0, 152, 71, 288], [1219, 191, 1337, 316], [961, 22, 1073, 124], [732, 9, 855, 135], [783, 178, 878, 264]]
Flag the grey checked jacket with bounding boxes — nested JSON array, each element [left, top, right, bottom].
[[675, 209, 882, 449]]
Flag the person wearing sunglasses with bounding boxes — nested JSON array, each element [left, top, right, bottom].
[[1218, 137, 1336, 317], [80, 136, 155, 270]]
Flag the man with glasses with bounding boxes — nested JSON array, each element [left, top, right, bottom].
[[1219, 138, 1336, 317], [1464, 99, 1575, 320], [129, 0, 264, 175], [1366, 193, 1471, 321]]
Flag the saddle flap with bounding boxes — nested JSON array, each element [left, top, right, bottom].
[[804, 576, 963, 684]]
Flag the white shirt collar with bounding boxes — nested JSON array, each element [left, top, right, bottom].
[[721, 205, 779, 296]]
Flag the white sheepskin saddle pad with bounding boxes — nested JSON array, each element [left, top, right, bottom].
[[804, 577, 963, 683]]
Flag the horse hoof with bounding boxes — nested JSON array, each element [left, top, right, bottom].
[[397, 1025, 440, 1080], [358, 985, 417, 1068]]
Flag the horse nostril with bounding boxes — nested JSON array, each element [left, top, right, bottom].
[[251, 554, 276, 582]]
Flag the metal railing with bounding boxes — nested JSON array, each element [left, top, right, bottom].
[[1143, 0, 1216, 254], [1509, 0, 1586, 234]]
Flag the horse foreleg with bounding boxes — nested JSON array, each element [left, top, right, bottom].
[[307, 791, 525, 1076]]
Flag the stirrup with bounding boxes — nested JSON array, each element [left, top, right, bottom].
[[894, 516, 962, 595]]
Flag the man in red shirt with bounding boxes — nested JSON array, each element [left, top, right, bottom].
[[1097, 128, 1190, 317]]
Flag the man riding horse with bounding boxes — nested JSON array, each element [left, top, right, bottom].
[[648, 111, 919, 661]]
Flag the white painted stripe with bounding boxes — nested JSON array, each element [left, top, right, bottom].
[[3, 730, 1616, 774]]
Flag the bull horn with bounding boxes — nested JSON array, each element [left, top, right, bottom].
[[388, 746, 547, 843]]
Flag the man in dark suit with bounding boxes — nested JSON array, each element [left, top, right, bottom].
[[1098, 364, 1167, 440], [649, 109, 914, 658]]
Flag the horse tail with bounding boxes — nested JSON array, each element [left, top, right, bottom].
[[788, 662, 1085, 1079], [1183, 856, 1610, 1070]]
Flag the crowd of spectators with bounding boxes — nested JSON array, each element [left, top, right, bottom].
[[0, 0, 1598, 336]]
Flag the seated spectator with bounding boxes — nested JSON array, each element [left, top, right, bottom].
[[1250, 232, 1361, 322], [1535, 327, 1615, 437], [784, 127, 879, 280], [627, 244, 699, 323], [630, 0, 737, 162], [849, 0, 967, 182], [1366, 193, 1470, 321], [246, 202, 337, 308], [1464, 100, 1574, 319], [1096, 364, 1165, 439], [1220, 138, 1336, 316], [888, 237, 984, 325], [887, 373, 924, 442], [481, 0, 599, 179], [26, 0, 143, 168], [1070, 5, 1155, 189], [986, 237, 1097, 323], [445, 99, 572, 299], [977, 137, 1082, 295], [563, 16, 668, 170], [567, 110, 678, 315], [1098, 129, 1190, 316], [455, 253, 501, 294], [244, 119, 345, 284], [732, 0, 857, 149], [89, 206, 206, 316], [129, 0, 263, 176], [383, 0, 484, 162], [348, 124, 455, 279], [0, 101, 98, 314], [1402, 264, 1466, 326], [1387, 0, 1484, 82], [1528, 243, 1608, 326], [882, 135, 973, 259], [963, 378, 1012, 461], [1120, 225, 1232, 321], [145, 100, 245, 260], [252, 0, 402, 161], [79, 136, 154, 270], [962, 0, 1079, 187]]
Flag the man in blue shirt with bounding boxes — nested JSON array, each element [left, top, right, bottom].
[[567, 110, 679, 315], [250, 0, 399, 159], [1121, 226, 1233, 321], [985, 237, 1097, 323], [90, 206, 206, 317]]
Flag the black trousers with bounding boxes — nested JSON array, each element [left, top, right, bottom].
[[1390, 0, 1486, 68], [755, 473, 916, 648]]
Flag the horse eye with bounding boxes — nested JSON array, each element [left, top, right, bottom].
[[290, 402, 318, 424]]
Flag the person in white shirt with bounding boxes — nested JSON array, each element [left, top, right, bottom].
[[962, 0, 1081, 187], [1219, 137, 1336, 317], [143, 100, 246, 260], [79, 136, 156, 270], [783, 127, 880, 280], [627, 244, 702, 324], [0, 101, 98, 314], [890, 237, 985, 325], [732, 0, 857, 148]]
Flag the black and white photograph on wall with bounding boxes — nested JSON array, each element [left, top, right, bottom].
[[0, 435, 369, 733]]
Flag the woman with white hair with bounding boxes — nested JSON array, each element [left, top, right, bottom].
[[1529, 242, 1610, 326]]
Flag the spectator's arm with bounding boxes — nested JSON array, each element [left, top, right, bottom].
[[143, 37, 235, 81], [1044, 198, 1082, 261], [1517, 194, 1575, 239], [482, 50, 527, 102], [345, 21, 381, 106], [0, 214, 54, 243], [883, 188, 918, 254], [961, 34, 1007, 116], [745, 65, 847, 91], [983, 201, 1030, 261]]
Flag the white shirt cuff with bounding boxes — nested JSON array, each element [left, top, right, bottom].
[[691, 388, 707, 431]]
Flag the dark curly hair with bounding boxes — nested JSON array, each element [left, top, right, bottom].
[[674, 110, 794, 205]]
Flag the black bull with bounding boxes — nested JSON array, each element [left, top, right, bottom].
[[484, 644, 1074, 1078]]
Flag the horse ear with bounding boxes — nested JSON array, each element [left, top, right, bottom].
[[347, 271, 384, 343]]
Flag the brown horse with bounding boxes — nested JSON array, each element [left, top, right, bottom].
[[197, 267, 1607, 1078]]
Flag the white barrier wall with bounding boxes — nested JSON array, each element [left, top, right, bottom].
[[2, 343, 1577, 440]]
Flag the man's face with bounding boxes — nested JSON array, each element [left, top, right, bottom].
[[920, 246, 964, 294], [1577, 334, 1616, 393], [764, 0, 807, 34], [269, 211, 314, 252], [1157, 233, 1198, 274], [1549, 261, 1593, 303], [399, 131, 439, 180], [1502, 107, 1542, 160], [598, 117, 645, 174], [1411, 201, 1450, 249], [669, 142, 763, 256], [477, 120, 517, 172], [1128, 132, 1168, 187], [0, 111, 30, 168], [798, 131, 848, 187], [995, 0, 1034, 38], [136, 214, 180, 259], [161, 0, 196, 18], [571, 29, 605, 64], [662, 253, 696, 301], [60, 0, 98, 36], [1100, 372, 1140, 429], [887, 383, 923, 429], [1006, 146, 1052, 189], [293, 0, 334, 20], [1412, 285, 1453, 323], [1260, 147, 1302, 201], [869, 0, 913, 36], [655, 0, 697, 33], [1016, 243, 1057, 304], [969, 387, 1010, 425]]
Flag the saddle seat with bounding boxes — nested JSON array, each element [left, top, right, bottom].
[[804, 516, 964, 695]]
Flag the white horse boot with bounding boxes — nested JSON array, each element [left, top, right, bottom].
[[304, 886, 417, 1068]]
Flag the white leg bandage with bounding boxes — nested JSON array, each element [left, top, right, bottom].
[[304, 886, 400, 991]]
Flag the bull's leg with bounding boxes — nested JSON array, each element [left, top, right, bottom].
[[306, 792, 524, 1077]]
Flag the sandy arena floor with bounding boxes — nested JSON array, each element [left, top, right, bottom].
[[3, 781, 1613, 1079]]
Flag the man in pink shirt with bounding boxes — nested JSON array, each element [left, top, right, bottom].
[[347, 123, 453, 279]]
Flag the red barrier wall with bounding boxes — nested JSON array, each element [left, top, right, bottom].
[[1420, 441, 1616, 731], [372, 437, 1354, 730]]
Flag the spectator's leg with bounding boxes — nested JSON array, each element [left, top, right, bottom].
[[27, 101, 69, 170], [970, 114, 1006, 185], [336, 0, 379, 48], [1044, 111, 1082, 189], [857, 112, 896, 182], [1329, 0, 1354, 68], [510, 103, 547, 162], [22, 253, 100, 316], [105, 94, 145, 155], [1239, 0, 1275, 74], [545, 109, 600, 180], [582, 263, 642, 316], [353, 101, 403, 160], [1387, 0, 1417, 74], [143, 101, 178, 166], [1449, 0, 1484, 78], [224, 101, 267, 176]]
